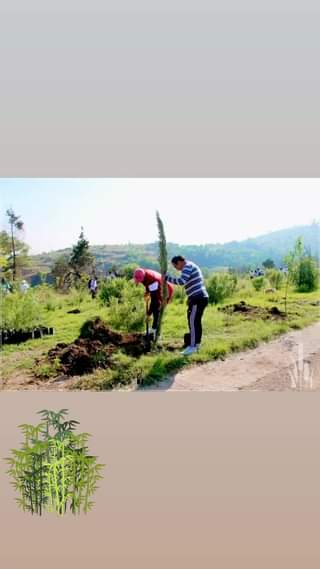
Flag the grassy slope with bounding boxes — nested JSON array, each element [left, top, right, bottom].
[[1, 287, 319, 389]]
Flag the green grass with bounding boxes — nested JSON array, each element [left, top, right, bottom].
[[1, 286, 319, 389]]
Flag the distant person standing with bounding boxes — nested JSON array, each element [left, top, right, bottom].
[[165, 256, 209, 356], [88, 276, 98, 299], [20, 279, 30, 294]]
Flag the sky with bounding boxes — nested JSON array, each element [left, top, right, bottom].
[[0, 178, 319, 254]]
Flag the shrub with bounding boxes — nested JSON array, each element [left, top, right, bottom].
[[252, 276, 265, 291], [34, 284, 59, 311], [107, 281, 145, 332], [235, 277, 255, 297], [172, 286, 186, 304], [99, 277, 128, 306], [34, 357, 62, 380], [67, 285, 88, 308], [206, 273, 237, 304], [265, 269, 283, 290], [292, 257, 319, 292], [1, 289, 43, 330], [121, 264, 139, 280]]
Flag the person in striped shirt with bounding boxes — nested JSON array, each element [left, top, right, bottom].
[[165, 256, 209, 356]]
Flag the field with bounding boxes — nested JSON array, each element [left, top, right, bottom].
[[1, 279, 319, 391]]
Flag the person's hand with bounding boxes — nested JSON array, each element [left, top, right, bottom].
[[144, 292, 150, 300]]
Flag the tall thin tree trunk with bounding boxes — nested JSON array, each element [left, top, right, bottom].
[[155, 212, 168, 343], [10, 223, 16, 281]]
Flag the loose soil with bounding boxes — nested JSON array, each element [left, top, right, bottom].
[[46, 317, 149, 376], [218, 301, 286, 319]]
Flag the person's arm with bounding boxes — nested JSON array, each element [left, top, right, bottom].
[[166, 264, 192, 286]]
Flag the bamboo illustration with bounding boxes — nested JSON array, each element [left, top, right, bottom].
[[4, 410, 105, 517]]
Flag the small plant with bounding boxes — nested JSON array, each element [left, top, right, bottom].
[[108, 283, 145, 332], [292, 256, 319, 292], [252, 276, 265, 292], [99, 277, 128, 306], [4, 410, 105, 516], [1, 289, 43, 330], [172, 286, 186, 304], [206, 272, 237, 304], [265, 268, 283, 290], [34, 357, 62, 380]]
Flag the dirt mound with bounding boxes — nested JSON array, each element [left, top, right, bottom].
[[48, 317, 149, 376], [219, 301, 286, 319]]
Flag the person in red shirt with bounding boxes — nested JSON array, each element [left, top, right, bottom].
[[134, 268, 174, 338]]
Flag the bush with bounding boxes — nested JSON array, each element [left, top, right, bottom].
[[34, 284, 60, 311], [293, 257, 319, 292], [235, 277, 255, 297], [107, 281, 145, 332], [172, 286, 186, 304], [252, 276, 265, 291], [1, 289, 43, 330], [206, 273, 237, 304], [121, 264, 139, 280], [265, 269, 283, 290], [66, 285, 88, 308], [99, 277, 128, 306]]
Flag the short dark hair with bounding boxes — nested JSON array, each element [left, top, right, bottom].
[[171, 255, 186, 265]]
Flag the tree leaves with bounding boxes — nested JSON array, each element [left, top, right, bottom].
[[5, 410, 105, 517]]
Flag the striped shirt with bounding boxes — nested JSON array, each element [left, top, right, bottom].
[[166, 261, 208, 299]]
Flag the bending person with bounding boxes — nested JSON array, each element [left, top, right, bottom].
[[134, 268, 174, 339]]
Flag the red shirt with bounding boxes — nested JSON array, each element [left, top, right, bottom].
[[143, 269, 174, 302]]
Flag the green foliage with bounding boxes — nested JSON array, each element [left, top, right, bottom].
[[1, 289, 43, 330], [0, 228, 29, 280], [120, 263, 139, 280], [34, 284, 62, 311], [284, 237, 319, 308], [67, 281, 89, 307], [99, 277, 128, 306], [292, 256, 319, 292], [108, 283, 145, 332], [69, 228, 95, 278], [5, 410, 104, 516], [29, 223, 319, 276], [265, 269, 283, 290], [206, 272, 237, 304], [172, 285, 187, 304], [51, 254, 71, 290], [35, 357, 62, 380], [262, 258, 275, 269], [235, 277, 255, 297], [156, 211, 169, 341], [284, 236, 305, 277], [252, 276, 265, 291]]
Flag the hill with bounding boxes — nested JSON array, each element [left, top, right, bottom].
[[29, 223, 319, 281]]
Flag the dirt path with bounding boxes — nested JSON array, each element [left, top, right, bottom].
[[144, 322, 320, 391], [1, 322, 319, 391]]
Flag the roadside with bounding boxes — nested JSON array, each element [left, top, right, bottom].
[[142, 322, 320, 391]]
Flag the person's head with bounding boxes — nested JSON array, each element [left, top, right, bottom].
[[133, 268, 146, 284], [171, 256, 186, 271]]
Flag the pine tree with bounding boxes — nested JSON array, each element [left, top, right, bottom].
[[5, 209, 28, 281], [69, 228, 95, 282], [155, 211, 168, 343]]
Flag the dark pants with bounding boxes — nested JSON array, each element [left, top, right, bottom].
[[187, 296, 208, 346], [149, 292, 161, 330]]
